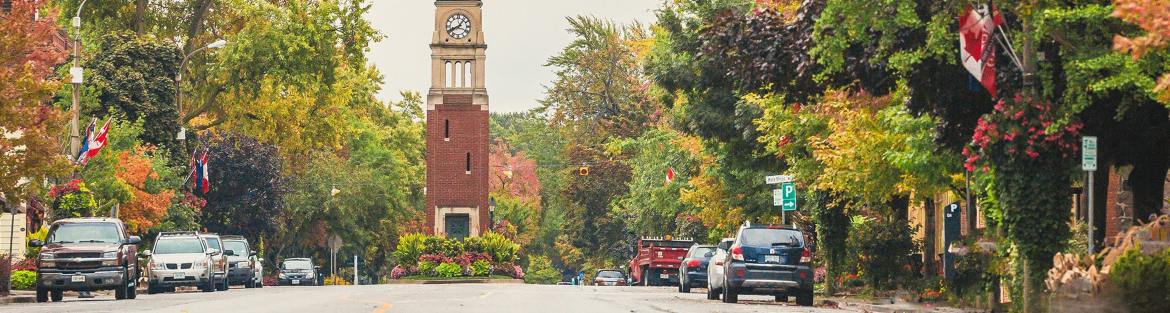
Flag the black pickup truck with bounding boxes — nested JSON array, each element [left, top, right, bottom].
[[29, 218, 142, 302]]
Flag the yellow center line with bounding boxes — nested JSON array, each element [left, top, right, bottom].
[[337, 288, 395, 313]]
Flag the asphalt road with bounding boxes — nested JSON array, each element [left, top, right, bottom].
[[0, 284, 846, 313]]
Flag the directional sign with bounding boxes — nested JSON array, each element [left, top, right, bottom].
[[1082, 136, 1098, 171], [780, 182, 797, 211], [773, 189, 782, 206], [765, 175, 793, 184]]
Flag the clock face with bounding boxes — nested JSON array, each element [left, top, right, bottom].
[[445, 14, 471, 39]]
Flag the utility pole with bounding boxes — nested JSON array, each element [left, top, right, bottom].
[[68, 1, 90, 159], [353, 255, 358, 285]]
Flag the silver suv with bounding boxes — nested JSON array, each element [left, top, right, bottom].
[[144, 232, 218, 293]]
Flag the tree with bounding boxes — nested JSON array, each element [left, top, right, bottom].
[[609, 127, 701, 238], [200, 132, 287, 241], [1113, 0, 1170, 104], [0, 0, 70, 204], [85, 31, 181, 149]]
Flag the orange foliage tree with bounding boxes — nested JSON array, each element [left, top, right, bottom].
[[488, 141, 541, 207], [0, 0, 70, 204], [1114, 0, 1170, 103], [114, 147, 174, 233]]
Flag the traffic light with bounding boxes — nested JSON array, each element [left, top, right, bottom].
[[578, 166, 589, 176]]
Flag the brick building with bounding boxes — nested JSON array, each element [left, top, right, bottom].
[[424, 0, 490, 240]]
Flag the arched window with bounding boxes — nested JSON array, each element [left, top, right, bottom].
[[454, 62, 463, 88], [445, 61, 453, 87], [465, 152, 472, 174], [464, 61, 472, 87], [444, 119, 450, 140]]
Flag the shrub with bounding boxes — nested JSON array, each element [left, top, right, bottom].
[[12, 258, 36, 271], [463, 236, 486, 253], [323, 275, 350, 286], [262, 276, 278, 286], [524, 255, 560, 285], [481, 232, 519, 264], [390, 265, 409, 279], [1108, 247, 1170, 313], [418, 261, 437, 276], [393, 233, 428, 267], [11, 270, 35, 290], [471, 259, 490, 276], [440, 240, 465, 257], [436, 262, 462, 278], [848, 217, 918, 290]]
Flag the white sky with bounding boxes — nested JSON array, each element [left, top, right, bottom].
[[368, 0, 662, 113]]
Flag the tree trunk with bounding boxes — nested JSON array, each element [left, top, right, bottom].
[[135, 0, 147, 35], [922, 198, 937, 278], [184, 0, 213, 54]]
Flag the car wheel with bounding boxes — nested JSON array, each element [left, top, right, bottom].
[[706, 280, 719, 300], [127, 278, 137, 299], [245, 278, 255, 288], [50, 290, 63, 302], [35, 287, 48, 303], [776, 294, 788, 302], [721, 278, 738, 303], [202, 275, 216, 292], [115, 270, 129, 300], [147, 285, 159, 294], [679, 275, 691, 293], [795, 288, 814, 306], [216, 277, 228, 291]]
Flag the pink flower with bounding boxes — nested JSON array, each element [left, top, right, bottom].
[[1026, 149, 1039, 159], [1014, 110, 1025, 120]]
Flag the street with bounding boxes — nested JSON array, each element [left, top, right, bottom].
[[0, 284, 843, 313]]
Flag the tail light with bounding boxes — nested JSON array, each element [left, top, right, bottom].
[[686, 259, 700, 268], [800, 247, 812, 263], [730, 246, 744, 261]]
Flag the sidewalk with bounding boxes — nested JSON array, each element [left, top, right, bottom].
[[827, 296, 988, 313], [0, 290, 36, 304]]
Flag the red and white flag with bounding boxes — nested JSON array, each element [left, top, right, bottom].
[[192, 151, 210, 193], [77, 118, 111, 165], [959, 4, 1003, 98], [665, 167, 676, 184]]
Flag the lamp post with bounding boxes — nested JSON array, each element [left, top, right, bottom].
[[175, 39, 227, 141], [67, 0, 91, 159]]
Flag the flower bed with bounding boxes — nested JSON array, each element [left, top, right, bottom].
[[391, 232, 523, 280]]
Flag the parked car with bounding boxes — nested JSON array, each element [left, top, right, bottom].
[[628, 237, 693, 286], [705, 238, 734, 301], [220, 235, 259, 288], [29, 218, 142, 302], [278, 258, 319, 286], [251, 255, 265, 288], [592, 269, 627, 286], [143, 231, 218, 293], [198, 233, 232, 291], [713, 223, 814, 305], [679, 244, 716, 293]]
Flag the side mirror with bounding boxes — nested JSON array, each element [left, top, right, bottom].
[[206, 249, 216, 255], [142, 250, 152, 257], [249, 250, 257, 256], [28, 239, 43, 247], [224, 250, 236, 256], [126, 236, 142, 245]]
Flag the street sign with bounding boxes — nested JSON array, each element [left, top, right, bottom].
[[1082, 136, 1097, 171], [780, 182, 797, 211], [773, 189, 782, 206], [765, 175, 793, 184]]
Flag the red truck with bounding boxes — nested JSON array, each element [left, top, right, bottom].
[[628, 237, 693, 286]]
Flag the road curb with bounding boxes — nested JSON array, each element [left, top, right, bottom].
[[0, 295, 36, 304], [387, 278, 524, 285]]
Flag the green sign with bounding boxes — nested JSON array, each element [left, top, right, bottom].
[[780, 182, 797, 211]]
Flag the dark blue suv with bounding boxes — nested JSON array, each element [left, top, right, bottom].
[[717, 223, 813, 305]]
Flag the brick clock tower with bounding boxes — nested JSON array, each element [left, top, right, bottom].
[[425, 0, 490, 239]]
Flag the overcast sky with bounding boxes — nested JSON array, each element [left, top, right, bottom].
[[368, 0, 662, 113]]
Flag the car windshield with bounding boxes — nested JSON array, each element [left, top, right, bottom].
[[154, 238, 205, 254], [739, 228, 803, 247], [688, 247, 716, 258], [46, 223, 121, 244], [597, 271, 623, 279], [203, 237, 221, 252], [223, 240, 248, 256], [283, 260, 312, 270]]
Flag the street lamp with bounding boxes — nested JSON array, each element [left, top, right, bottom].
[[175, 39, 228, 140]]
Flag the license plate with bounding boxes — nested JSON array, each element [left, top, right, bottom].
[[605, 282, 615, 286], [659, 273, 669, 279], [71, 275, 85, 283], [173, 272, 185, 279], [765, 255, 781, 263], [292, 279, 300, 285]]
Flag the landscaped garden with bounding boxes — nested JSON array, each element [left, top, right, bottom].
[[390, 233, 523, 280]]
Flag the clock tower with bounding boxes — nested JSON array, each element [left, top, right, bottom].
[[425, 0, 489, 239]]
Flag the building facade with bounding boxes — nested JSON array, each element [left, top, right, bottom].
[[424, 0, 490, 240]]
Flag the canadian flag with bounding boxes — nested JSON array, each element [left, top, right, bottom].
[[77, 118, 111, 166], [192, 151, 210, 193], [959, 4, 1003, 98], [665, 167, 676, 184]]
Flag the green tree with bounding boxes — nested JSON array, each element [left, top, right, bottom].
[[85, 32, 181, 149]]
